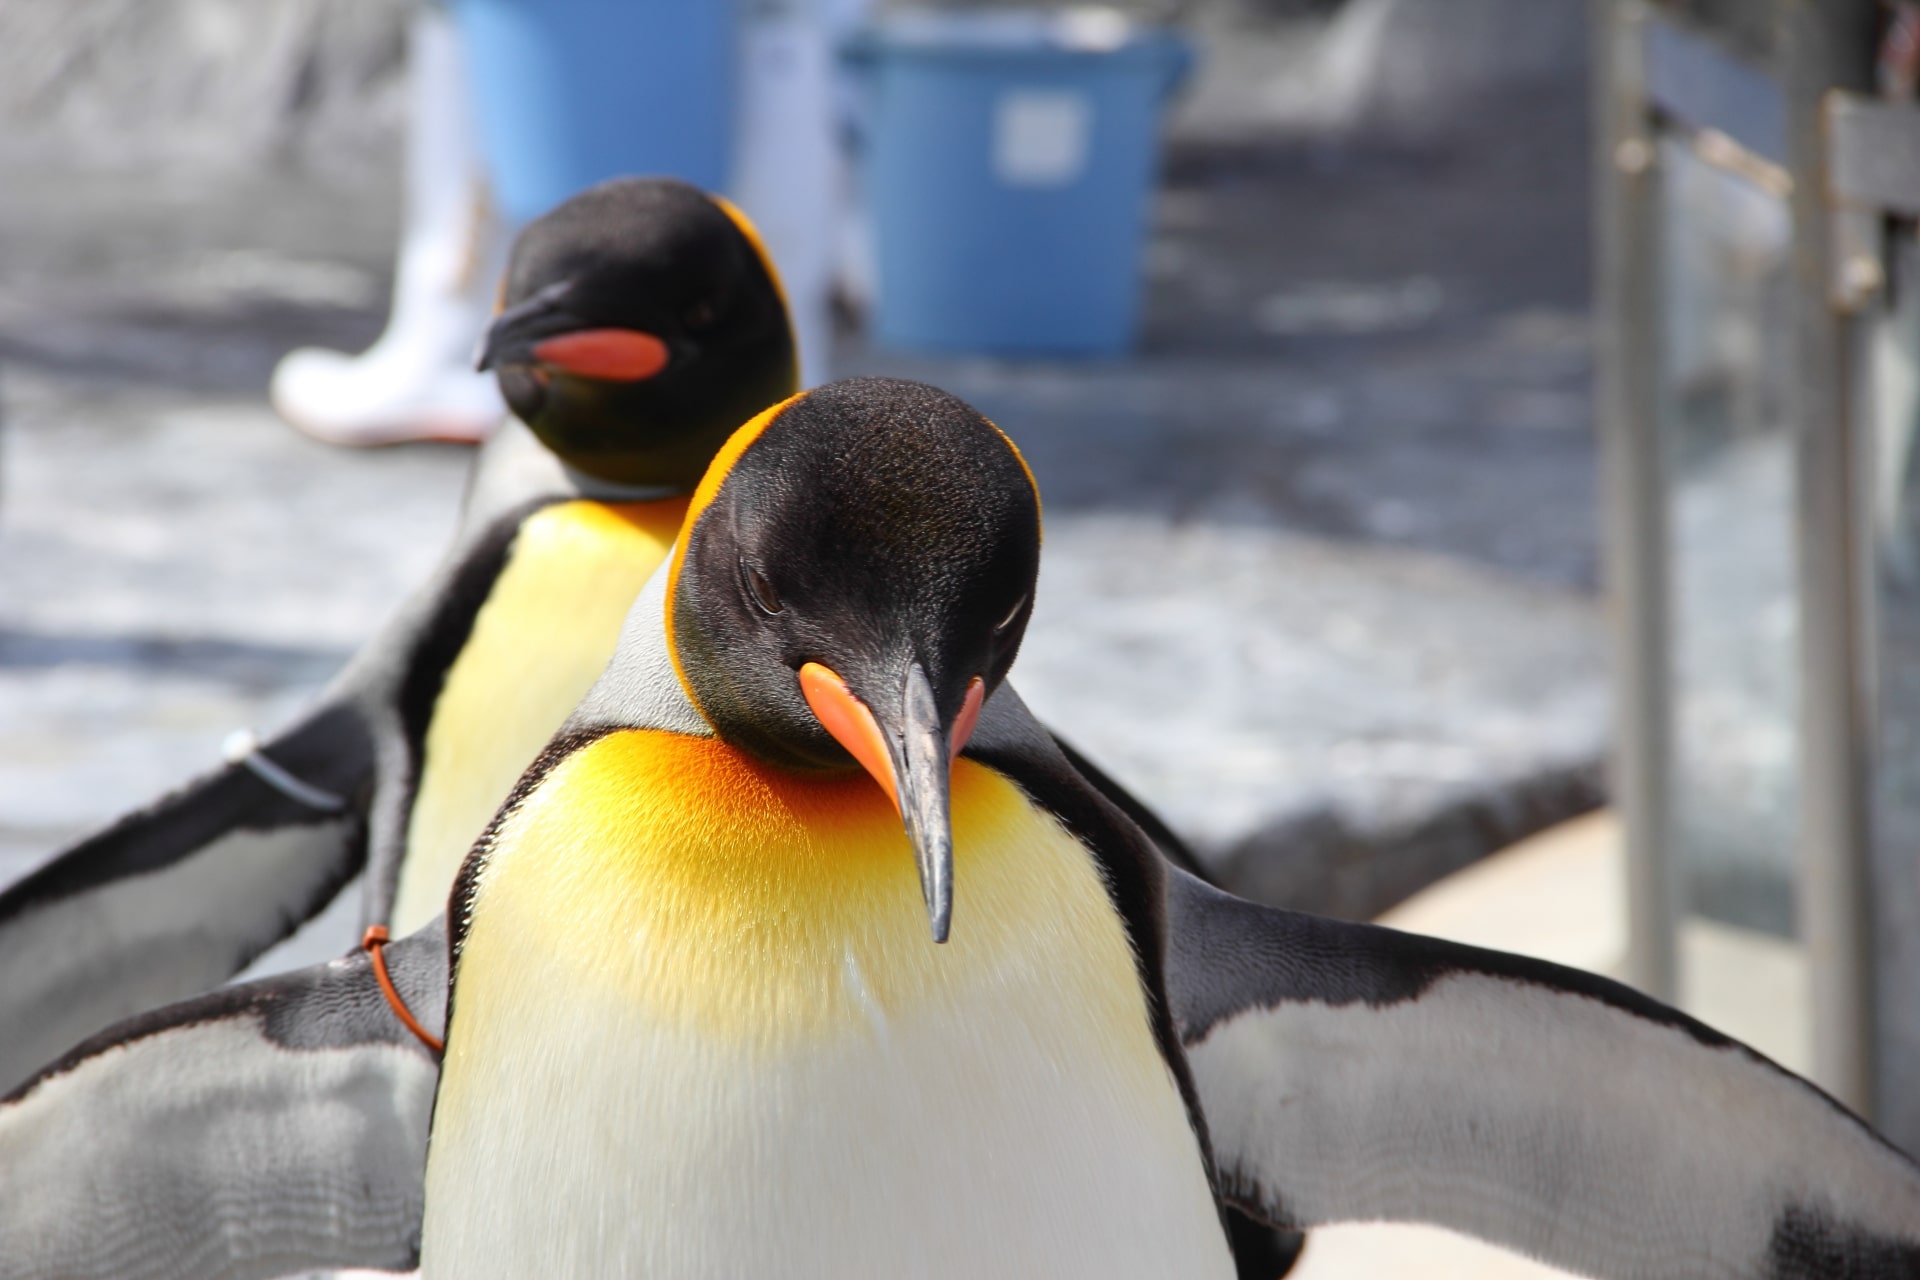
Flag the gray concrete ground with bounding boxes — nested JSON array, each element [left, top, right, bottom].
[[0, 3, 1607, 978]]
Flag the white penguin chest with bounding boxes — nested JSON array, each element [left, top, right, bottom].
[[425, 954, 1235, 1279], [420, 734, 1236, 1280]]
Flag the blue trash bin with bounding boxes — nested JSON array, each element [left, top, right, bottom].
[[851, 12, 1192, 356], [452, 0, 738, 226]]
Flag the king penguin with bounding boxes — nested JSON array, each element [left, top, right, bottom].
[[0, 175, 799, 1093], [435, 377, 1920, 1279], [0, 174, 1228, 1093], [425, 377, 1237, 1277], [4, 378, 1920, 1280]]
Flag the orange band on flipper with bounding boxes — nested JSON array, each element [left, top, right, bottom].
[[362, 925, 444, 1056]]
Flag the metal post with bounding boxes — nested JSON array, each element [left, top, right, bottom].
[[1778, 0, 1879, 1117], [1827, 82, 1920, 1153], [1594, 0, 1678, 1001]]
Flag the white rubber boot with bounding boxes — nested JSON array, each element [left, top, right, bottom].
[[271, 5, 507, 446], [732, 0, 869, 390]]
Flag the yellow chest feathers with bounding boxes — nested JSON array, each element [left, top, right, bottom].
[[391, 498, 687, 934], [453, 731, 1160, 1042], [425, 732, 1232, 1278]]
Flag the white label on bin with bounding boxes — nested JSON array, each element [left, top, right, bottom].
[[993, 90, 1091, 187]]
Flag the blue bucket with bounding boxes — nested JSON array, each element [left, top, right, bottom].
[[452, 0, 738, 226], [850, 11, 1193, 356]]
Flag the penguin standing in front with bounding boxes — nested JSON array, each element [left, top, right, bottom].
[[0, 197, 1302, 1271], [8, 379, 1912, 1279], [421, 378, 1238, 1275], [420, 378, 1920, 1278], [0, 176, 800, 1093], [0, 176, 1216, 1099]]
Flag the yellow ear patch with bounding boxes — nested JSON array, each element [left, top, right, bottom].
[[982, 415, 1043, 543], [661, 391, 805, 707], [711, 194, 790, 314]]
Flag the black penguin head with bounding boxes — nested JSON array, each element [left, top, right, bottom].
[[666, 377, 1043, 942], [476, 176, 799, 490]]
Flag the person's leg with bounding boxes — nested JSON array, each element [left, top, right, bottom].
[[271, 2, 507, 446], [731, 0, 873, 390]]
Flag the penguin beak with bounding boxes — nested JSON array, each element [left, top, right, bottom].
[[799, 662, 986, 944], [477, 281, 670, 382]]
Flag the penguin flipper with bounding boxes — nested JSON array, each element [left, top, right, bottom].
[[1049, 732, 1209, 877], [966, 691, 1306, 1279], [0, 700, 375, 1093], [0, 920, 444, 1280], [1163, 868, 1920, 1278], [1045, 732, 1306, 1279]]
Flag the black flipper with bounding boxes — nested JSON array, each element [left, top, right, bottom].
[[1049, 730, 1305, 1278], [1050, 732, 1206, 876], [1164, 868, 1920, 1279], [0, 700, 376, 1094], [0, 495, 546, 1097], [0, 920, 445, 1280], [969, 689, 1303, 1279], [971, 688, 1920, 1277]]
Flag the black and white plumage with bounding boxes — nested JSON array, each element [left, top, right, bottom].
[[3, 378, 1914, 1279], [0, 921, 445, 1280], [964, 668, 1920, 1277], [1165, 876, 1920, 1278], [6, 663, 1915, 1278], [0, 176, 801, 1097], [0, 423, 558, 1094]]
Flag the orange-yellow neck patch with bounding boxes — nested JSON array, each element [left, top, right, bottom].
[[597, 496, 693, 543], [458, 730, 1151, 1052]]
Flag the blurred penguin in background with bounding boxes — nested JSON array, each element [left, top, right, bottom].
[[271, 1, 509, 446], [272, 0, 863, 446]]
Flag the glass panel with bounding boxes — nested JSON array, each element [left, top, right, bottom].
[[1866, 234, 1920, 1145], [1658, 134, 1799, 940], [1653, 132, 1811, 1073]]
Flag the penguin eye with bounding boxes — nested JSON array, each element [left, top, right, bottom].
[[741, 559, 782, 615], [684, 300, 717, 332], [995, 593, 1027, 633]]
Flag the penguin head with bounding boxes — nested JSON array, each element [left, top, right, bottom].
[[666, 377, 1042, 942], [476, 176, 799, 490]]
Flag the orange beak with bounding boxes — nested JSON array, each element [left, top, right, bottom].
[[798, 664, 983, 809], [798, 662, 984, 941]]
